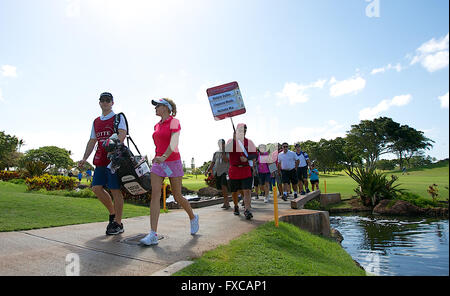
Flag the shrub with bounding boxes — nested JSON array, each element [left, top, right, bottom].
[[427, 184, 439, 203], [8, 178, 26, 185], [0, 170, 21, 181], [346, 167, 404, 207], [25, 174, 77, 191], [304, 199, 323, 210], [397, 192, 440, 208]]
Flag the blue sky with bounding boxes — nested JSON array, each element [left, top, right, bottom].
[[1, 0, 448, 167]]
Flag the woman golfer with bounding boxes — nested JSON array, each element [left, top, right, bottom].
[[140, 98, 199, 246]]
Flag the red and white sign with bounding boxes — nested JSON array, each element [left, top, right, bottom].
[[206, 81, 246, 120]]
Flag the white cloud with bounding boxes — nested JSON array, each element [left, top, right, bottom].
[[370, 67, 385, 75], [421, 51, 449, 72], [0, 88, 4, 103], [391, 94, 412, 106], [329, 76, 366, 97], [411, 33, 449, 72], [66, 0, 81, 18], [288, 120, 346, 143], [276, 78, 327, 104], [1, 65, 17, 78], [371, 63, 402, 75], [438, 91, 449, 109], [359, 94, 412, 120]]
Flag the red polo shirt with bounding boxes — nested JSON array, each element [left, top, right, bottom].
[[227, 138, 257, 180], [153, 116, 181, 161]]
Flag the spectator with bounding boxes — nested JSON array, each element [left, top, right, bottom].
[[295, 143, 311, 195], [78, 171, 83, 182], [257, 144, 272, 203], [205, 139, 231, 209], [309, 162, 320, 191], [86, 169, 92, 183], [277, 143, 299, 201]]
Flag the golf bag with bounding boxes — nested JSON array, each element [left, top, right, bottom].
[[103, 113, 151, 195]]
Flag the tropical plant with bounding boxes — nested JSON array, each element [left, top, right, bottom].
[[427, 184, 439, 203], [21, 160, 48, 177], [346, 167, 404, 207]]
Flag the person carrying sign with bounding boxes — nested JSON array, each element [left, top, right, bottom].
[[225, 123, 257, 220]]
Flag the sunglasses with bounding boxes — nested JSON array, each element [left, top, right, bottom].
[[282, 146, 288, 148], [99, 98, 112, 103]]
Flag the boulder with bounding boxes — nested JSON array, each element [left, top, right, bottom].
[[373, 200, 424, 216], [330, 228, 344, 244], [182, 186, 195, 195], [197, 187, 221, 197]]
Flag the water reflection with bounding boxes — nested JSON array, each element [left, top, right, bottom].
[[330, 213, 449, 276]]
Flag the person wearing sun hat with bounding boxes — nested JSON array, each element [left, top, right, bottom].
[[140, 98, 199, 246]]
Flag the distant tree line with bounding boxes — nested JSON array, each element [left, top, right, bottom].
[[294, 117, 434, 174], [0, 130, 93, 176]]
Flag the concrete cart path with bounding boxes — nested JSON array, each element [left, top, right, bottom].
[[0, 196, 298, 276]]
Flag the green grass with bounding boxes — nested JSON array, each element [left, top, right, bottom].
[[0, 181, 151, 232], [307, 163, 449, 201], [174, 221, 366, 276], [182, 174, 208, 192]]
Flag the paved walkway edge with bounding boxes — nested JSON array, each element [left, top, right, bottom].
[[150, 260, 194, 276]]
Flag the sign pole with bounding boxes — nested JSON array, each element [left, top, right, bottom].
[[230, 117, 236, 133], [273, 185, 279, 227]]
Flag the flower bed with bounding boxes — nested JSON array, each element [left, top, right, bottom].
[[26, 174, 77, 191]]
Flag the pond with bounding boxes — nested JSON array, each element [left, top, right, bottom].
[[330, 213, 449, 276]]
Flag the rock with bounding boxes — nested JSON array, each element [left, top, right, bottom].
[[77, 184, 90, 190], [182, 186, 195, 195], [330, 228, 344, 244], [373, 200, 424, 216], [197, 187, 221, 197], [423, 207, 449, 218]]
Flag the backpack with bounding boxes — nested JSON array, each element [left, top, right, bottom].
[[105, 113, 151, 195]]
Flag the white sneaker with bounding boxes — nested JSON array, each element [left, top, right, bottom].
[[190, 214, 199, 235], [264, 197, 269, 203], [140, 231, 158, 246]]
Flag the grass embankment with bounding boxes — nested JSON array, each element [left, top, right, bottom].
[[0, 181, 150, 232], [174, 221, 366, 276]]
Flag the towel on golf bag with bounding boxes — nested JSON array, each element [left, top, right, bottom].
[[103, 113, 151, 195]]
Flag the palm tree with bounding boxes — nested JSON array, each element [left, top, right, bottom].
[[18, 139, 25, 153]]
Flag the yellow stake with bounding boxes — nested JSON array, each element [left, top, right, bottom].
[[163, 183, 168, 211], [273, 185, 279, 228]]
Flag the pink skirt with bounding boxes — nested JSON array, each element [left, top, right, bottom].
[[151, 159, 184, 178]]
